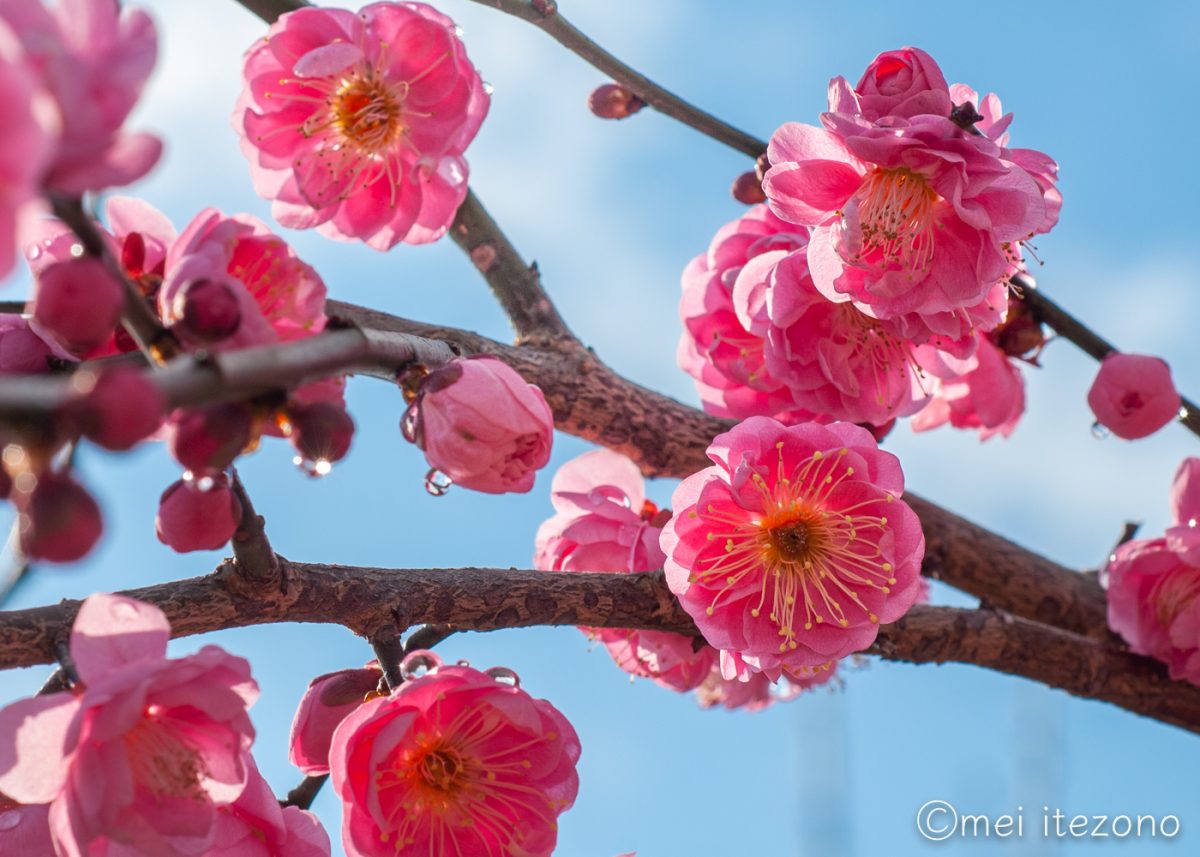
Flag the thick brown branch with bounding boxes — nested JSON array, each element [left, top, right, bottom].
[[464, 0, 766, 158], [0, 564, 1191, 732], [450, 191, 572, 343]]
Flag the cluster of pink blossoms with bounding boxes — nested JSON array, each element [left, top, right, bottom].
[[535, 446, 843, 711], [0, 594, 329, 856], [681, 47, 1060, 441], [1106, 459, 1200, 684]]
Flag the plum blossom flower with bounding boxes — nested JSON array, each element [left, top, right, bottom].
[[210, 756, 331, 857], [535, 450, 716, 691], [1106, 460, 1200, 685], [0, 18, 54, 279], [911, 332, 1025, 440], [0, 593, 258, 856], [835, 46, 953, 122], [695, 661, 837, 712], [235, 2, 488, 249], [0, 0, 161, 194], [1087, 352, 1180, 440], [661, 417, 924, 675], [290, 663, 383, 776], [677, 205, 814, 421], [763, 49, 1053, 343], [329, 651, 579, 857], [403, 356, 554, 494]]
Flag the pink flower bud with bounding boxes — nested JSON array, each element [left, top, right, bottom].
[[69, 367, 163, 451], [730, 171, 766, 205], [853, 46, 953, 120], [156, 475, 242, 553], [166, 404, 254, 474], [288, 401, 354, 466], [29, 259, 123, 357], [587, 83, 644, 119], [171, 278, 242, 343], [16, 472, 103, 563], [289, 664, 383, 776], [0, 315, 58, 374], [408, 356, 554, 494], [1087, 353, 1181, 440]]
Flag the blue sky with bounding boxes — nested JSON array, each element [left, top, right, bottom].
[[3, 1, 1200, 855]]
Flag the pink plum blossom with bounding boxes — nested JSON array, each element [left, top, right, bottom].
[[289, 663, 383, 776], [661, 417, 925, 675], [677, 205, 815, 421], [535, 449, 716, 691], [404, 356, 554, 494], [0, 18, 54, 279], [0, 314, 60, 374], [329, 651, 580, 857], [0, 593, 258, 856], [1087, 352, 1180, 440], [210, 756, 331, 857], [763, 50, 1054, 342], [235, 2, 489, 249], [695, 661, 838, 713], [0, 0, 161, 194], [911, 332, 1025, 440]]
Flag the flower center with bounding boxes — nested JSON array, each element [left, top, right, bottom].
[[416, 746, 466, 795], [767, 519, 813, 563], [123, 707, 208, 801], [1154, 570, 1200, 629], [851, 167, 938, 275], [331, 74, 404, 153]]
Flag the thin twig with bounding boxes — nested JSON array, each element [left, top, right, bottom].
[[465, 0, 766, 158], [281, 774, 329, 810], [371, 633, 406, 691], [229, 469, 280, 588], [404, 624, 457, 654]]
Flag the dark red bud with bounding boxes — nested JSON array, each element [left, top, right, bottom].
[[156, 475, 242, 553], [167, 403, 255, 473], [70, 368, 164, 451], [587, 83, 645, 120], [731, 171, 766, 205], [31, 259, 123, 357], [173, 279, 242, 343], [120, 232, 146, 278], [288, 401, 355, 465], [17, 472, 103, 563]]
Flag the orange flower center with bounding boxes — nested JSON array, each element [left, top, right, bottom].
[[331, 74, 405, 153]]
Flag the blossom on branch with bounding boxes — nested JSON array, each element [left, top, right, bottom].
[[329, 651, 580, 857], [911, 332, 1026, 440], [290, 663, 383, 776], [535, 449, 716, 692], [235, 2, 489, 249], [1087, 352, 1180, 440], [661, 417, 924, 676], [403, 356, 553, 494], [0, 593, 259, 856]]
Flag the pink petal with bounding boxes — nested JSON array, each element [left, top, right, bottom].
[[0, 693, 79, 802], [70, 593, 170, 682]]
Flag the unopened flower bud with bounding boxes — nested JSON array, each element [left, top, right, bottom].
[[69, 368, 164, 451], [1087, 353, 1181, 440], [172, 278, 242, 343], [587, 83, 644, 120], [166, 403, 254, 474], [287, 401, 354, 466], [17, 472, 103, 563], [731, 171, 766, 205], [30, 258, 123, 357], [156, 474, 242, 553]]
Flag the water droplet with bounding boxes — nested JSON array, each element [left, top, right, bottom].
[[453, 24, 464, 37], [485, 666, 520, 688], [400, 649, 443, 681], [482, 81, 495, 96], [1090, 422, 1110, 440], [456, 659, 471, 667], [293, 455, 332, 478], [400, 407, 419, 443], [68, 243, 84, 258], [424, 469, 452, 496], [436, 156, 465, 187], [26, 244, 41, 261], [1180, 406, 1191, 420], [0, 810, 21, 832]]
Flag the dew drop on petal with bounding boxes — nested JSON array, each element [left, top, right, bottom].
[[485, 666, 520, 688], [424, 468, 452, 496], [69, 243, 84, 258], [293, 455, 333, 478], [400, 408, 419, 443], [400, 649, 443, 681], [482, 81, 494, 96], [0, 810, 20, 832], [195, 475, 215, 492], [1090, 422, 1110, 440], [456, 659, 471, 667], [26, 245, 41, 261], [453, 24, 464, 37]]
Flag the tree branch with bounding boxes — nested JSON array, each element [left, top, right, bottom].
[[463, 0, 766, 158], [0, 562, 1191, 733]]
